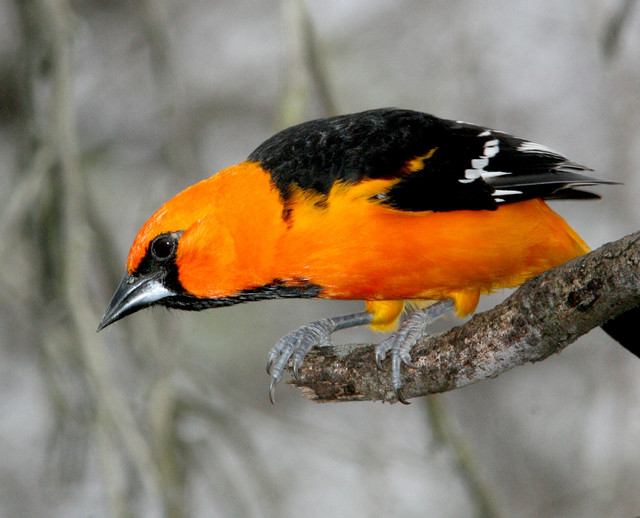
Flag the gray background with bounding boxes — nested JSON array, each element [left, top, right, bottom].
[[1, 0, 639, 516]]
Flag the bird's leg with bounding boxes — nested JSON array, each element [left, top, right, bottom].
[[266, 311, 373, 403], [375, 299, 455, 404]]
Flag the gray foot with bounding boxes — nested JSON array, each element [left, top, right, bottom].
[[375, 299, 455, 404], [266, 312, 373, 403]]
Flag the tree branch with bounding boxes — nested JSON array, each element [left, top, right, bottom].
[[291, 231, 640, 403]]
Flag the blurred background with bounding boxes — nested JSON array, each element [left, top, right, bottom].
[[1, 0, 639, 516]]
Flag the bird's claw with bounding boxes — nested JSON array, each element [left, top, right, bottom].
[[266, 303, 451, 405], [399, 350, 417, 369], [266, 318, 336, 403], [375, 312, 434, 404], [375, 299, 457, 403], [390, 348, 412, 405], [266, 350, 278, 375], [269, 377, 278, 405], [292, 356, 304, 381], [395, 387, 409, 405]]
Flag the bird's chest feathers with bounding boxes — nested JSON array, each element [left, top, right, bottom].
[[274, 190, 588, 302]]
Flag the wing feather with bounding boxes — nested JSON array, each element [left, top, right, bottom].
[[248, 108, 617, 212]]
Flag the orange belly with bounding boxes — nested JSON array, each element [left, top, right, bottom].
[[168, 164, 589, 331], [277, 180, 589, 327]]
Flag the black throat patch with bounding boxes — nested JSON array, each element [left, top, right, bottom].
[[160, 279, 323, 311]]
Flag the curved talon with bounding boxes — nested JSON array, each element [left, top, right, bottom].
[[291, 338, 314, 381], [375, 335, 397, 371], [399, 350, 417, 369], [269, 377, 278, 404], [266, 353, 277, 375], [292, 358, 302, 380], [373, 300, 455, 404], [395, 387, 410, 405], [391, 350, 412, 403], [265, 312, 374, 403]]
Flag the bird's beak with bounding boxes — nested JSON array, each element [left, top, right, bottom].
[[97, 272, 174, 331]]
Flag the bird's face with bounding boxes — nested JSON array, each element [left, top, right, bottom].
[[97, 175, 238, 331], [97, 230, 183, 330]]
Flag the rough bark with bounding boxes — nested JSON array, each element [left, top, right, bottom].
[[290, 231, 640, 403]]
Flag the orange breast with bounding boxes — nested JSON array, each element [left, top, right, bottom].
[[274, 178, 589, 318], [149, 163, 589, 329]]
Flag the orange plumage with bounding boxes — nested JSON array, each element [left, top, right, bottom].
[[99, 108, 619, 402], [127, 160, 589, 330]]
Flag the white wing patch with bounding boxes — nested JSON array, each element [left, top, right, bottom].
[[479, 170, 510, 178], [492, 189, 522, 196], [483, 139, 500, 157], [461, 134, 511, 183], [517, 140, 559, 155], [492, 189, 523, 204]]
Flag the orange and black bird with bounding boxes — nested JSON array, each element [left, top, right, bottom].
[[98, 108, 632, 403]]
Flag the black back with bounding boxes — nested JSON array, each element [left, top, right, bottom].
[[248, 108, 615, 212]]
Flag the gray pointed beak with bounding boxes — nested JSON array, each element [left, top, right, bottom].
[[97, 272, 174, 331]]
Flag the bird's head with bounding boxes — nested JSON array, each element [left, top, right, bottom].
[[97, 174, 241, 331]]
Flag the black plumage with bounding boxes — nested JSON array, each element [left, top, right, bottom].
[[248, 108, 616, 212]]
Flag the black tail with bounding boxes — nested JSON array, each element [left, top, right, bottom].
[[601, 306, 640, 357]]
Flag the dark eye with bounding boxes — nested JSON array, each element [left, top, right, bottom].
[[150, 235, 177, 261]]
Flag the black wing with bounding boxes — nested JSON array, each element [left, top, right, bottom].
[[248, 108, 617, 212]]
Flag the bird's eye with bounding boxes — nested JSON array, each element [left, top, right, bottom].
[[150, 235, 177, 261]]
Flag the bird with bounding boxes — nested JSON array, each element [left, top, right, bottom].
[[98, 107, 630, 404]]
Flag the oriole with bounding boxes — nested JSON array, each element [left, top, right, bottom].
[[98, 108, 629, 403]]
